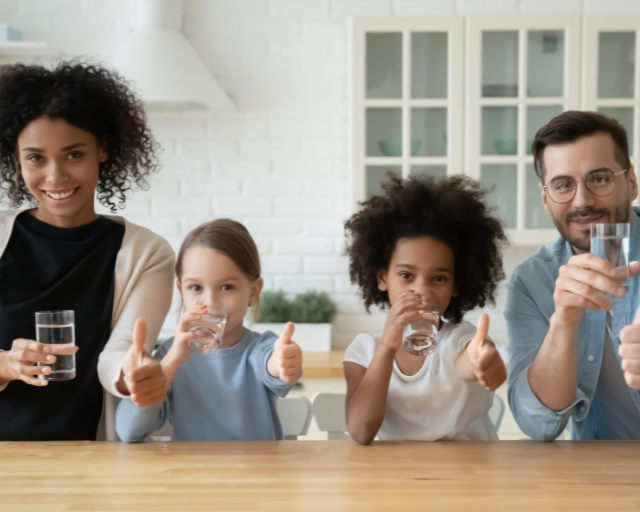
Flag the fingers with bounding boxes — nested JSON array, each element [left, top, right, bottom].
[[570, 253, 617, 277], [132, 318, 148, 364], [12, 339, 53, 355], [554, 283, 612, 312], [560, 264, 625, 297], [16, 349, 57, 365], [178, 305, 207, 333], [282, 322, 295, 344], [473, 343, 506, 390], [471, 314, 490, 348], [273, 340, 302, 383], [620, 324, 640, 344], [126, 362, 168, 407]]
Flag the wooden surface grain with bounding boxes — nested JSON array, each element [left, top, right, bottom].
[[1, 440, 639, 511]]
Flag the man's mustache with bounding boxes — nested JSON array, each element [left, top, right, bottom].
[[565, 207, 609, 222]]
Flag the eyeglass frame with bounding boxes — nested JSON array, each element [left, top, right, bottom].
[[541, 168, 629, 204]]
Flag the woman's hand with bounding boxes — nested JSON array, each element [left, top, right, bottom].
[[380, 290, 426, 352], [0, 339, 78, 387]]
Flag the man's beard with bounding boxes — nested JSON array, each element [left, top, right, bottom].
[[551, 205, 630, 253]]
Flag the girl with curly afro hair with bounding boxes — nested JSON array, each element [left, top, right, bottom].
[[0, 61, 174, 442], [343, 173, 509, 444]]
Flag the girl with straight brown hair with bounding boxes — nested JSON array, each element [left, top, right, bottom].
[[115, 218, 304, 442]]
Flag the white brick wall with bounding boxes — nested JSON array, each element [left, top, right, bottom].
[[3, 0, 630, 346]]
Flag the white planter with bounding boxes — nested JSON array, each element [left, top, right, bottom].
[[250, 323, 332, 352]]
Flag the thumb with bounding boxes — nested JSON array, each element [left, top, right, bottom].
[[131, 318, 148, 366], [629, 261, 640, 278], [276, 322, 295, 347], [471, 314, 490, 349]]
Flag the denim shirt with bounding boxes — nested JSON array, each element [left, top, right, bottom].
[[505, 208, 640, 441]]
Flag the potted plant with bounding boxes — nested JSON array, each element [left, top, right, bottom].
[[250, 290, 337, 352]]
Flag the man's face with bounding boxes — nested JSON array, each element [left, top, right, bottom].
[[541, 132, 638, 253]]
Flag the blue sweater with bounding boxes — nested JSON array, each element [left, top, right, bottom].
[[116, 329, 293, 442]]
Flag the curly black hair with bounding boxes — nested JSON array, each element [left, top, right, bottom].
[[344, 174, 508, 324], [0, 60, 159, 212]]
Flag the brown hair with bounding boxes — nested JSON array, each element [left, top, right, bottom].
[[532, 110, 631, 182], [176, 219, 261, 318]]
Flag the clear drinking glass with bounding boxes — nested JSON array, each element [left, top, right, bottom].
[[590, 223, 631, 291], [403, 288, 440, 356], [35, 310, 76, 381], [187, 300, 227, 355]]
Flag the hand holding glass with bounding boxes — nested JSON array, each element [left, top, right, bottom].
[[403, 288, 439, 356], [187, 300, 227, 355], [36, 310, 76, 381]]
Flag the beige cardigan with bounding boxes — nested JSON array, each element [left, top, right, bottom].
[[0, 210, 175, 441]]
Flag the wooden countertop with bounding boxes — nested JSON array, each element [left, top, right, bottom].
[[302, 350, 345, 378], [2, 440, 640, 511]]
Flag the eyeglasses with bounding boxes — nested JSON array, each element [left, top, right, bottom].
[[542, 168, 628, 204]]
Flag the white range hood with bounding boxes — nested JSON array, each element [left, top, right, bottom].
[[113, 0, 234, 112]]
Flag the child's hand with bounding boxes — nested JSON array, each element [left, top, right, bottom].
[[380, 290, 426, 351], [118, 318, 168, 407], [268, 322, 302, 384], [466, 314, 506, 391], [171, 304, 207, 362]]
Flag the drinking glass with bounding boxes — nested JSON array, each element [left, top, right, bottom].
[[187, 300, 227, 355], [403, 288, 440, 356], [35, 310, 76, 381], [590, 223, 631, 291]]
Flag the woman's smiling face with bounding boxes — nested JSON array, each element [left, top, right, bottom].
[[17, 116, 107, 228]]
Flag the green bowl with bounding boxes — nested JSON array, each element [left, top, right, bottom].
[[378, 139, 422, 157]]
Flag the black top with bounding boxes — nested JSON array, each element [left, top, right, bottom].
[[0, 212, 125, 440]]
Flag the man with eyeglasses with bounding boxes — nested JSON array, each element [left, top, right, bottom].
[[506, 111, 640, 441]]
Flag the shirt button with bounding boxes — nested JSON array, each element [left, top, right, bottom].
[[588, 355, 595, 362]]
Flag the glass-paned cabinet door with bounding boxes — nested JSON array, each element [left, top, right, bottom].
[[583, 17, 640, 181], [466, 16, 581, 245], [351, 17, 464, 207]]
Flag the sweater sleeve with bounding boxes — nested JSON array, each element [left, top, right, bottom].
[[98, 222, 175, 398]]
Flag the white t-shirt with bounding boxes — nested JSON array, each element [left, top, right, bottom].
[[343, 321, 498, 441]]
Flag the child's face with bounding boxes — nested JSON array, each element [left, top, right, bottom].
[[177, 247, 263, 337], [377, 236, 456, 316]]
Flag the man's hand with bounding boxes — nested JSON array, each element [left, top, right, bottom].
[[554, 255, 639, 326]]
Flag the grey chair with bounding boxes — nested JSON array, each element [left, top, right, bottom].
[[276, 396, 313, 440], [312, 393, 350, 440]]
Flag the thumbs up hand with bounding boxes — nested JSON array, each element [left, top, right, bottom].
[[116, 318, 167, 407], [267, 322, 303, 384], [619, 302, 640, 389], [465, 314, 507, 392]]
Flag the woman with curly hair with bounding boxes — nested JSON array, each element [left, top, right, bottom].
[[343, 174, 509, 444], [0, 61, 174, 441]]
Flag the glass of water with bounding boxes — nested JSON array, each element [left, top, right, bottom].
[[187, 300, 227, 355], [35, 310, 76, 381], [590, 223, 631, 292], [403, 288, 440, 356]]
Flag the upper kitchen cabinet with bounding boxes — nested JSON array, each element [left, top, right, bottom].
[[583, 17, 640, 177], [351, 17, 464, 205], [466, 15, 581, 245]]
